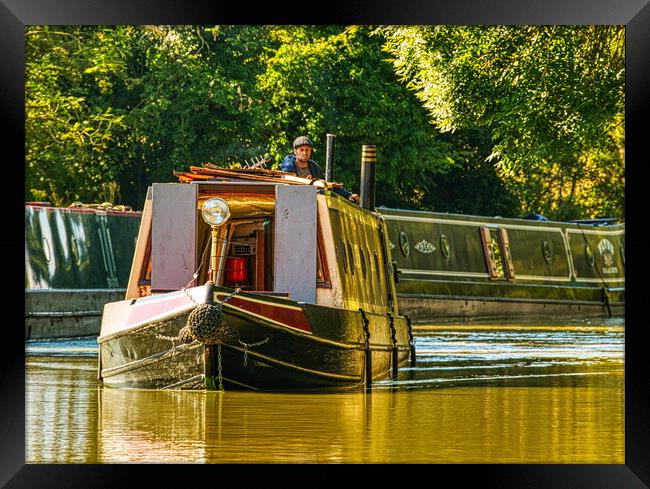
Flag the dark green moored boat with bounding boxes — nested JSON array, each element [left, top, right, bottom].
[[25, 203, 142, 339], [381, 208, 624, 323], [97, 151, 623, 391]]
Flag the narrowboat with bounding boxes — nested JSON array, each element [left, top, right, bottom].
[[25, 202, 142, 339], [97, 162, 415, 390], [381, 208, 624, 323], [97, 147, 624, 391]]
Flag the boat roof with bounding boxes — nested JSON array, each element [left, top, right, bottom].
[[174, 164, 623, 229], [377, 206, 624, 229]]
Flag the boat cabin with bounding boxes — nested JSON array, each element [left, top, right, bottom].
[[125, 180, 399, 318]]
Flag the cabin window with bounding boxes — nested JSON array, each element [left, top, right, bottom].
[[399, 232, 410, 257], [359, 247, 367, 279], [440, 234, 451, 261], [42, 237, 51, 263], [585, 244, 595, 267], [373, 250, 386, 295], [339, 239, 348, 274], [542, 240, 553, 264], [347, 241, 355, 275]]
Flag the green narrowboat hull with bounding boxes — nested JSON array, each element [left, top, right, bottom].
[[379, 207, 624, 322], [25, 203, 142, 338], [98, 286, 413, 390], [25, 204, 141, 289]]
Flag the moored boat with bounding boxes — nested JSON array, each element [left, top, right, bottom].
[[25, 202, 142, 339], [381, 208, 624, 323]]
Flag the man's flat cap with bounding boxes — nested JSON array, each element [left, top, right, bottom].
[[293, 136, 314, 149]]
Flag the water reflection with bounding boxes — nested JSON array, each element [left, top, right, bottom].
[[390, 323, 624, 389], [26, 356, 100, 464], [26, 324, 624, 463], [94, 380, 623, 463]]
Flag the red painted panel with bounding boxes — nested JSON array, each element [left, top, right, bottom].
[[217, 294, 312, 333]]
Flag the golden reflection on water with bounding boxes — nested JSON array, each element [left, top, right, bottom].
[[26, 324, 624, 464], [92, 383, 623, 464]]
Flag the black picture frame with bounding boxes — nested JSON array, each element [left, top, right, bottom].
[[3, 0, 648, 486]]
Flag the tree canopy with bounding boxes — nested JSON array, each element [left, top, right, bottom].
[[380, 25, 625, 219], [25, 25, 624, 221]]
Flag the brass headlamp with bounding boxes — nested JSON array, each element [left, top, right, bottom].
[[201, 198, 231, 283]]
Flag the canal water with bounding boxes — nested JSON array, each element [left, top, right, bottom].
[[25, 319, 624, 464]]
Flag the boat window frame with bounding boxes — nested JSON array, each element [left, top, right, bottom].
[[479, 226, 515, 281], [316, 224, 332, 288], [480, 226, 505, 280]]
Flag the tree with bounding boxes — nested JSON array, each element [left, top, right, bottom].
[[379, 25, 625, 219], [25, 26, 131, 205], [256, 25, 459, 209], [25, 25, 271, 208]]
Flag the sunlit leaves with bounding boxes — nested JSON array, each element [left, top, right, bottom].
[[256, 26, 457, 207], [25, 25, 623, 219], [380, 25, 625, 219], [26, 25, 267, 207]]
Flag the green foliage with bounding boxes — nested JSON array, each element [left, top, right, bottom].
[[380, 25, 625, 219], [256, 26, 459, 208], [26, 26, 130, 205], [26, 25, 269, 207], [25, 25, 623, 220]]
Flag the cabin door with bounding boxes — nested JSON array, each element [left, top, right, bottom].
[[150, 183, 199, 292], [273, 185, 318, 303]]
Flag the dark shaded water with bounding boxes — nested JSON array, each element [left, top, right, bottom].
[[25, 320, 624, 463]]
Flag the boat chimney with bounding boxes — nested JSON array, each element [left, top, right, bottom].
[[360, 144, 376, 211], [325, 133, 335, 182]]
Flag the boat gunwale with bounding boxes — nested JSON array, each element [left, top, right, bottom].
[[98, 292, 404, 351], [397, 292, 623, 307]]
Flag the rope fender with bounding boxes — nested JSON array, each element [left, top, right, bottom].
[[185, 303, 232, 345], [387, 312, 399, 380], [174, 285, 240, 345], [406, 316, 416, 367]]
